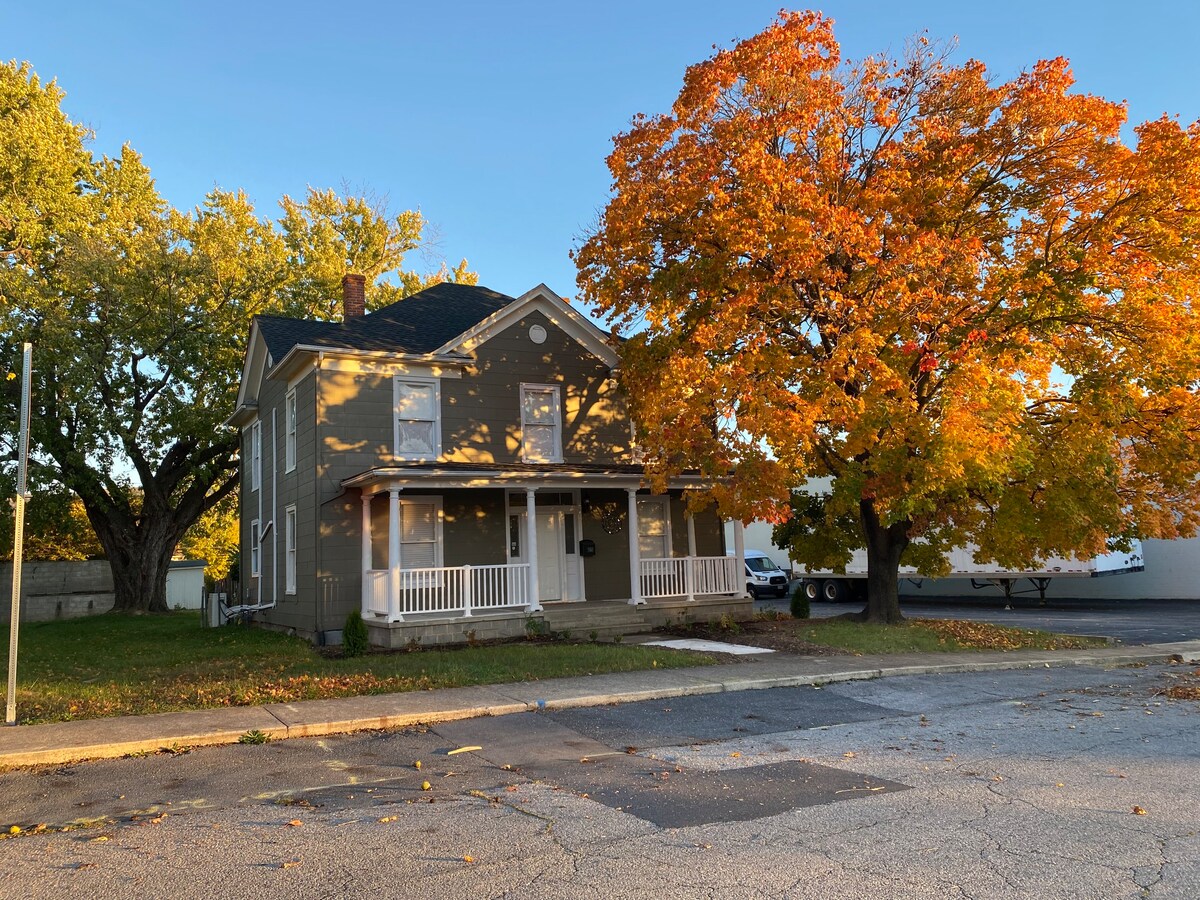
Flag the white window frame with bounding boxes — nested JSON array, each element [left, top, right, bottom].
[[249, 420, 262, 492], [250, 518, 261, 578], [393, 376, 441, 462], [636, 497, 672, 560], [520, 383, 563, 463], [399, 497, 444, 582], [284, 389, 297, 473], [284, 505, 297, 594]]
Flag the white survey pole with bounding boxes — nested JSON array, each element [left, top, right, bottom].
[[6, 343, 32, 726]]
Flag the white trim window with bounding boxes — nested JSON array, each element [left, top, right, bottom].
[[400, 497, 443, 572], [284, 505, 297, 594], [394, 377, 441, 461], [250, 518, 261, 578], [249, 420, 262, 492], [637, 497, 671, 559], [284, 389, 297, 473], [520, 383, 562, 463]]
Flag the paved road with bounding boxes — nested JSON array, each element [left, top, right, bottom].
[[761, 595, 1200, 644], [1, 664, 1197, 898]]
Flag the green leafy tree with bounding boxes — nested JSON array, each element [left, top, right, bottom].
[[0, 480, 103, 561], [177, 491, 240, 581], [0, 61, 475, 612]]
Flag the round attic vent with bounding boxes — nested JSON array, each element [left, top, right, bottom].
[[529, 324, 547, 344]]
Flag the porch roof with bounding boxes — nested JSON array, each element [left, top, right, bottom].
[[342, 461, 717, 494]]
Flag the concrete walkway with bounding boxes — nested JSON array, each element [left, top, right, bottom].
[[2, 640, 1198, 769]]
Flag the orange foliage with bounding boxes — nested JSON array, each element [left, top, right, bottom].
[[577, 12, 1200, 620]]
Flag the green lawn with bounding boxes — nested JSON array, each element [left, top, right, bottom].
[[1, 613, 716, 725]]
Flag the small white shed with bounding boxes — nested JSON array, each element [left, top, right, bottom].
[[166, 560, 207, 609]]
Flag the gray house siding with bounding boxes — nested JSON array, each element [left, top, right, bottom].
[[247, 368, 321, 637], [445, 311, 631, 466], [579, 488, 634, 601]]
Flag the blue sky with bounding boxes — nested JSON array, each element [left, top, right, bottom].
[[5, 1, 1198, 316]]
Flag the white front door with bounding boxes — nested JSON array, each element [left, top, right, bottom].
[[510, 508, 583, 603], [536, 512, 564, 602]]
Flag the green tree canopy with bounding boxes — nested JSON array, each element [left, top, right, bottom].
[[0, 60, 476, 611]]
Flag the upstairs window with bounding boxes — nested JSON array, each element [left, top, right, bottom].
[[249, 421, 262, 492], [394, 377, 440, 461], [284, 390, 297, 473], [521, 384, 562, 463]]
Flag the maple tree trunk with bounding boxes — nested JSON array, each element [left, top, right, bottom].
[[858, 499, 908, 625], [90, 511, 180, 614]]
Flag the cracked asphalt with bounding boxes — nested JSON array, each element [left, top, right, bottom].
[[0, 663, 1197, 899]]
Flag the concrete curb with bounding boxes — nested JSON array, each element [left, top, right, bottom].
[[1, 642, 1197, 769]]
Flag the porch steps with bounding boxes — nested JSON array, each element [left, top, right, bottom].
[[538, 602, 652, 642]]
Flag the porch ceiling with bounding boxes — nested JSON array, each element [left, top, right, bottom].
[[342, 462, 717, 495]]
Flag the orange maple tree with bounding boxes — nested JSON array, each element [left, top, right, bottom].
[[576, 12, 1200, 623]]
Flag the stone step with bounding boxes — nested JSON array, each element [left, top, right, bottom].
[[539, 603, 650, 641]]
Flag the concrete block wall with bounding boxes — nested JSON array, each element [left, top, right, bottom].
[[0, 560, 115, 624]]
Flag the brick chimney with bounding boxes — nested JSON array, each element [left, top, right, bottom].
[[341, 273, 366, 320]]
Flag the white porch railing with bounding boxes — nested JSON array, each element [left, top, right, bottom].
[[640, 555, 741, 600], [365, 563, 532, 621]]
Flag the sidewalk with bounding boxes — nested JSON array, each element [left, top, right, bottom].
[[2, 640, 1198, 769]]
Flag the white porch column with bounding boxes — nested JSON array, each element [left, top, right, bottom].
[[627, 488, 644, 605], [525, 488, 542, 612], [388, 489, 403, 622], [361, 491, 373, 617], [685, 509, 697, 601], [732, 518, 746, 598]]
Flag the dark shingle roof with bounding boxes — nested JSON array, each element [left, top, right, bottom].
[[256, 282, 516, 361]]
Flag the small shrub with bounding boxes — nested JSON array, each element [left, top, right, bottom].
[[343, 609, 369, 658], [716, 613, 741, 634], [589, 630, 599, 642], [525, 616, 550, 638], [239, 729, 270, 745], [790, 584, 811, 620]]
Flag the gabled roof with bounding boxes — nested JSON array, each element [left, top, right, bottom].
[[256, 282, 516, 359], [229, 281, 619, 428]]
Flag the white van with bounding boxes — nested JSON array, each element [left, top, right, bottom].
[[742, 550, 791, 600]]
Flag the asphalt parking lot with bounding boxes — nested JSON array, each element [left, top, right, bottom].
[[760, 592, 1200, 644]]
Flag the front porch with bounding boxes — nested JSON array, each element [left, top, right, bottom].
[[343, 466, 750, 644], [362, 555, 744, 622]]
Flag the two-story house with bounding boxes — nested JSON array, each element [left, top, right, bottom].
[[226, 276, 749, 647]]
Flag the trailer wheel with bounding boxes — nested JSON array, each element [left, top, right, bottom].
[[821, 579, 847, 603], [801, 579, 821, 602]]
